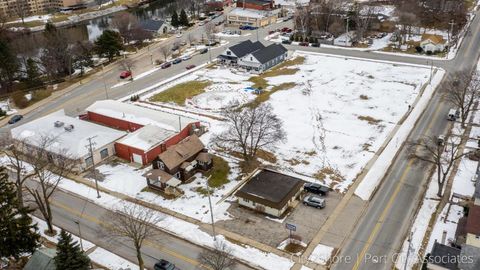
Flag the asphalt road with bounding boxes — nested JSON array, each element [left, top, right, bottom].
[[332, 9, 480, 270], [3, 8, 480, 270], [20, 176, 252, 270]]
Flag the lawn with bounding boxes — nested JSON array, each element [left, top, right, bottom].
[[205, 156, 230, 188], [149, 80, 212, 105]]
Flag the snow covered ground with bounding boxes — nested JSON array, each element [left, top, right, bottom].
[[31, 216, 138, 270], [145, 52, 436, 192], [0, 99, 16, 116], [309, 244, 334, 265], [86, 162, 239, 222]]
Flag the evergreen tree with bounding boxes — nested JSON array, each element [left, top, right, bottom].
[[171, 10, 179, 27], [0, 36, 19, 92], [0, 167, 40, 259], [94, 30, 124, 61], [179, 9, 189, 26], [54, 230, 90, 270], [25, 58, 42, 88]]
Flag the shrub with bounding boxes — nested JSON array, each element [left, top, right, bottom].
[[31, 89, 51, 102], [415, 46, 423, 53], [11, 92, 29, 109], [0, 108, 5, 117]]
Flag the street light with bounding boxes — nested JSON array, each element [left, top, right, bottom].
[[205, 176, 216, 240], [74, 220, 84, 251]]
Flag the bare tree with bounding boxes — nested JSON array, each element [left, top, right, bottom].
[[409, 135, 468, 197], [119, 58, 135, 80], [199, 240, 237, 270], [14, 0, 30, 25], [353, 4, 377, 41], [159, 45, 171, 61], [0, 138, 36, 208], [187, 33, 196, 47], [111, 12, 138, 44], [100, 203, 164, 270], [23, 135, 79, 234], [214, 103, 286, 166], [445, 70, 480, 127], [294, 4, 310, 40], [328, 20, 344, 37], [204, 22, 216, 42]]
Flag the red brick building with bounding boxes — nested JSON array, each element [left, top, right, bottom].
[[85, 100, 202, 165], [236, 0, 274, 10]]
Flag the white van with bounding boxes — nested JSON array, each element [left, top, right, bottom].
[[448, 108, 460, 121]]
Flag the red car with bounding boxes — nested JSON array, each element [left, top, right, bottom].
[[186, 64, 196, 70], [161, 62, 171, 69], [299, 42, 309, 46], [119, 71, 131, 79]]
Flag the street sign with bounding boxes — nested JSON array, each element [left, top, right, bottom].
[[285, 223, 296, 231]]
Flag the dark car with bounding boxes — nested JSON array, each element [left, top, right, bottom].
[[304, 183, 330, 196], [154, 259, 176, 270], [119, 71, 131, 79], [186, 64, 196, 70], [299, 42, 310, 46], [8, 115, 23, 124], [311, 43, 320, 47], [282, 39, 292, 45], [172, 58, 182, 64], [171, 45, 180, 51], [161, 62, 171, 69]]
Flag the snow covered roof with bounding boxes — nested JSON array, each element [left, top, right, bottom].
[[10, 110, 126, 158], [86, 100, 197, 132], [117, 124, 176, 151], [229, 7, 270, 18]]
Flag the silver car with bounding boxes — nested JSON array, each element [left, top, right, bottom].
[[303, 195, 326, 209]]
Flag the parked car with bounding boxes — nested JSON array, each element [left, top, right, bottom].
[[447, 108, 460, 121], [199, 48, 208, 54], [437, 135, 445, 146], [281, 27, 290, 32], [8, 115, 23, 124], [311, 43, 320, 47], [282, 40, 292, 45], [206, 41, 218, 46], [299, 42, 309, 46], [171, 45, 180, 51], [304, 183, 330, 196], [181, 55, 191, 61], [161, 62, 171, 69], [186, 64, 196, 70], [303, 195, 326, 209], [172, 58, 182, 64], [119, 71, 131, 79], [268, 30, 276, 35], [154, 259, 176, 270]]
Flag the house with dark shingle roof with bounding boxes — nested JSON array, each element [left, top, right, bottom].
[[219, 40, 288, 72], [426, 242, 461, 270], [140, 19, 171, 35], [235, 168, 303, 217]]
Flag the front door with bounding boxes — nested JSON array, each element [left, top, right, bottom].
[[132, 153, 143, 164]]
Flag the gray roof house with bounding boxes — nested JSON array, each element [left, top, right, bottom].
[[140, 19, 170, 35], [237, 43, 288, 73], [426, 242, 461, 270], [218, 40, 265, 63], [458, 244, 480, 270]]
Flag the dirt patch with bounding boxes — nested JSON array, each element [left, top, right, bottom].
[[358, 115, 382, 125], [284, 242, 306, 254], [314, 167, 345, 184]]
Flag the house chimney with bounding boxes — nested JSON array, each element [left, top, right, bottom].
[[441, 231, 447, 244]]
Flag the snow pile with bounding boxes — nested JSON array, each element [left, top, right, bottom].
[[309, 244, 334, 265], [0, 100, 16, 116]]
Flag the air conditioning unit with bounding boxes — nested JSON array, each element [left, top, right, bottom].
[[64, 124, 74, 132], [54, 121, 64, 127]]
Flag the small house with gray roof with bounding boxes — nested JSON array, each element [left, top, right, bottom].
[[140, 19, 171, 35], [235, 168, 303, 217]]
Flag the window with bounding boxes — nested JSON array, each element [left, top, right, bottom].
[[174, 172, 181, 179], [250, 57, 253, 61], [157, 161, 165, 170], [100, 148, 108, 159], [85, 156, 93, 167], [227, 51, 231, 55]]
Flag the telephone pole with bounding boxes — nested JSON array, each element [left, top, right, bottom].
[[205, 176, 216, 240], [404, 231, 413, 270], [86, 136, 101, 198]]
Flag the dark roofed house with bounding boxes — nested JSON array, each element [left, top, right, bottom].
[[219, 40, 265, 64], [140, 19, 171, 35], [426, 242, 460, 270], [235, 168, 303, 217], [238, 43, 288, 72], [458, 244, 480, 270], [144, 135, 212, 192]]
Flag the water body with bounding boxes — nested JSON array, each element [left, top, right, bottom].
[[11, 0, 178, 56]]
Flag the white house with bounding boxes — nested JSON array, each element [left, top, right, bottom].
[[10, 110, 126, 172], [237, 43, 288, 72], [420, 34, 446, 54]]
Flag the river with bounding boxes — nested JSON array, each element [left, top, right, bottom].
[[10, 0, 180, 56]]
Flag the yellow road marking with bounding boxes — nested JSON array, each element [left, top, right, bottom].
[[50, 200, 206, 268], [352, 91, 443, 270]]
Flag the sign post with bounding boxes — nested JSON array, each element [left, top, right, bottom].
[[285, 223, 297, 239]]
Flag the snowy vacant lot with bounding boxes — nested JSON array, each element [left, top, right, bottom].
[[144, 52, 434, 192]]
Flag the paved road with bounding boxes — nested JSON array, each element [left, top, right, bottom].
[[332, 9, 480, 270], [19, 176, 252, 270]]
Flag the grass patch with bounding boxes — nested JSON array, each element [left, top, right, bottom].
[[247, 82, 296, 107], [195, 186, 209, 196], [273, 56, 305, 70], [284, 242, 306, 254], [246, 56, 304, 90], [7, 21, 44, 28], [50, 14, 69, 23], [31, 89, 51, 103], [204, 156, 230, 188], [358, 115, 382, 125], [359, 94, 369, 100], [314, 166, 344, 183], [257, 149, 277, 163], [149, 80, 211, 105], [304, 150, 317, 156]]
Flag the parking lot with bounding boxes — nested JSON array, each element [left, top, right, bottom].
[[216, 191, 342, 249]]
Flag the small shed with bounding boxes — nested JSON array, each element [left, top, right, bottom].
[[143, 169, 182, 192], [235, 168, 303, 217]]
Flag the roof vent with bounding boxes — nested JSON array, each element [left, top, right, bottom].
[[64, 124, 74, 132], [54, 121, 64, 128]]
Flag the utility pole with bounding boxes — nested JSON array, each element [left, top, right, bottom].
[[74, 220, 84, 251], [404, 231, 413, 270], [429, 60, 434, 85], [448, 20, 455, 45], [205, 176, 216, 240], [345, 16, 349, 46], [86, 136, 101, 198]]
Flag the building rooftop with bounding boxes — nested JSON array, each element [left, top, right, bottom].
[[465, 205, 480, 236], [10, 110, 126, 158], [428, 242, 460, 270], [158, 134, 205, 170], [227, 40, 265, 58], [421, 34, 446, 44], [251, 43, 287, 64], [235, 169, 304, 209], [116, 124, 176, 151], [229, 7, 271, 19], [86, 100, 197, 132], [459, 244, 480, 270], [140, 19, 166, 32]]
